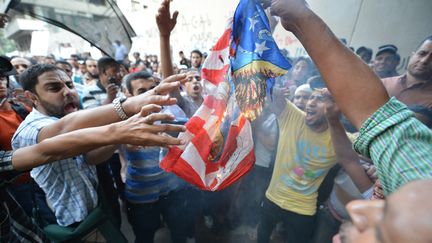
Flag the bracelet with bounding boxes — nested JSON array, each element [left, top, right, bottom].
[[113, 97, 128, 120]]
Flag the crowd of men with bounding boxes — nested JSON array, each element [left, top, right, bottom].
[[1, 0, 431, 242]]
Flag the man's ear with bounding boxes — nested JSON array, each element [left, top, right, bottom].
[[25, 90, 38, 106]]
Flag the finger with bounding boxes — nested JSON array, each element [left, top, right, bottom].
[[142, 133, 184, 147], [155, 81, 181, 94], [145, 95, 178, 107], [139, 104, 162, 117], [165, 0, 171, 12], [161, 73, 187, 84], [172, 11, 179, 23], [145, 113, 175, 124], [164, 124, 186, 133]]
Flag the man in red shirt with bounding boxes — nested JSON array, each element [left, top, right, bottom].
[[0, 56, 33, 216]]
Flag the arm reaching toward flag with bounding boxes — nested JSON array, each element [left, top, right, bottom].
[[270, 0, 389, 129], [11, 105, 185, 171]]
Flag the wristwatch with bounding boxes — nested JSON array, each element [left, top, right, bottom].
[[113, 97, 128, 120]]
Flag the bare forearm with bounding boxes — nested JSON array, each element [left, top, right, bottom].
[[328, 119, 372, 192], [13, 125, 119, 171], [39, 104, 121, 142], [84, 145, 117, 165], [160, 34, 174, 78], [290, 10, 389, 128], [160, 34, 183, 101]]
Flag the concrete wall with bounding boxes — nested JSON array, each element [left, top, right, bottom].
[[123, 0, 431, 72], [304, 0, 432, 71]]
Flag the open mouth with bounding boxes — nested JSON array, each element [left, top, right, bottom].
[[306, 109, 316, 117], [64, 102, 78, 113], [193, 85, 200, 91]]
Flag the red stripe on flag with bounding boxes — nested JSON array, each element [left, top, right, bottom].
[[160, 146, 183, 171], [211, 28, 231, 51], [202, 65, 230, 86], [185, 116, 205, 136]]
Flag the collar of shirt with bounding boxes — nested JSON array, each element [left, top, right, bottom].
[[399, 74, 431, 89]]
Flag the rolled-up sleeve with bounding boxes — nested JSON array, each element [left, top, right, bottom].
[[353, 97, 432, 195]]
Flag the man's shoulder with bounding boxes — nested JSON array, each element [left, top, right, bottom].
[[381, 74, 404, 85], [12, 109, 57, 147]]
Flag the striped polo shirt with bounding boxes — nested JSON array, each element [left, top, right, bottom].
[[122, 146, 179, 204]]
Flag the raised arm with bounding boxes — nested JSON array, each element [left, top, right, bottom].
[[324, 92, 373, 193], [156, 0, 189, 109], [12, 105, 185, 171], [271, 0, 389, 129]]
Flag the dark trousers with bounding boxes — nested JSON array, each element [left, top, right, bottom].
[[310, 203, 341, 243], [229, 165, 273, 227], [126, 190, 194, 243], [257, 198, 315, 243], [96, 154, 124, 227]]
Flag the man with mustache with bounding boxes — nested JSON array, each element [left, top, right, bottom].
[[382, 36, 432, 109], [270, 0, 432, 241], [12, 65, 181, 228]]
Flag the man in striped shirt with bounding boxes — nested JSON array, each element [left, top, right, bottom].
[[121, 71, 189, 243]]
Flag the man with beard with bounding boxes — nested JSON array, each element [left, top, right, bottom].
[[190, 50, 203, 71], [382, 36, 432, 108], [270, 0, 431, 195], [257, 88, 340, 243], [334, 179, 432, 243], [84, 58, 99, 86], [11, 64, 116, 226]]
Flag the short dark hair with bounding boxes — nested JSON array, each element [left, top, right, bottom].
[[416, 35, 432, 50], [20, 64, 61, 93], [191, 49, 203, 58], [124, 71, 153, 95], [356, 46, 373, 57], [97, 57, 119, 74], [55, 60, 72, 68]]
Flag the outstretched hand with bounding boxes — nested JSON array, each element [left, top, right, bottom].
[[156, 0, 179, 37], [116, 104, 186, 147], [123, 73, 187, 115]]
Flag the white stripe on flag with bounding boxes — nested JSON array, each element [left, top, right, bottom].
[[181, 143, 207, 185]]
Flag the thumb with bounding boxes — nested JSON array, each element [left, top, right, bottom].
[[172, 11, 179, 23]]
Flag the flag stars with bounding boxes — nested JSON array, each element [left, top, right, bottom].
[[255, 41, 270, 55], [248, 17, 259, 32]]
